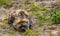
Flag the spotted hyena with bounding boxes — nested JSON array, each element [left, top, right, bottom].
[[8, 9, 32, 32]]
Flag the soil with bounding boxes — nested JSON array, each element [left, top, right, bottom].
[[0, 0, 60, 36]]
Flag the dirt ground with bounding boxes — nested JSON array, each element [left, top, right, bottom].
[[0, 0, 60, 36]]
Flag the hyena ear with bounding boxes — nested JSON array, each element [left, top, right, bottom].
[[19, 10, 29, 16], [8, 11, 16, 24], [8, 15, 15, 24]]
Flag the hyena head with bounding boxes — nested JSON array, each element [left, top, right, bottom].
[[8, 10, 32, 32]]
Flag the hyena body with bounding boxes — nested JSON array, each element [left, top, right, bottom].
[[8, 9, 32, 32]]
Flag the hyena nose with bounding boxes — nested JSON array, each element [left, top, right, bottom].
[[19, 25, 27, 32], [21, 27, 25, 32]]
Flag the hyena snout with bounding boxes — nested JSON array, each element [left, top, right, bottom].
[[19, 25, 27, 32]]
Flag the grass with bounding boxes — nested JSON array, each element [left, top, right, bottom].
[[37, 20, 45, 26], [26, 3, 47, 27], [49, 8, 60, 24], [0, 23, 5, 28], [23, 29, 39, 36], [30, 11, 48, 26], [46, 25, 52, 29], [1, 31, 16, 36], [39, 7, 46, 11], [2, 16, 8, 23], [0, 23, 11, 29], [0, 0, 14, 6], [25, 3, 46, 11], [0, 16, 11, 29], [0, 1, 60, 36], [25, 3, 39, 11]]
